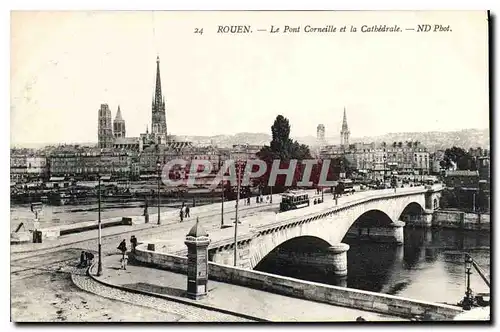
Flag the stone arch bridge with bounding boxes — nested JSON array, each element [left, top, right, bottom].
[[207, 185, 442, 276]]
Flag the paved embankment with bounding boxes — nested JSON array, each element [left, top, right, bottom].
[[131, 246, 463, 321], [88, 255, 408, 322], [11, 197, 283, 255]]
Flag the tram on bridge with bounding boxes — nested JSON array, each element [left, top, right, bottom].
[[279, 190, 310, 212]]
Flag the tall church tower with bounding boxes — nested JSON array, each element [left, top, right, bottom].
[[151, 56, 167, 138], [340, 107, 350, 148], [113, 105, 126, 138], [98, 104, 113, 148], [317, 124, 325, 145]]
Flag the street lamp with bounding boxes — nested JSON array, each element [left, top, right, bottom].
[[157, 160, 161, 225], [383, 155, 387, 182], [97, 175, 103, 276], [220, 154, 224, 228], [462, 254, 474, 310], [234, 160, 244, 266]]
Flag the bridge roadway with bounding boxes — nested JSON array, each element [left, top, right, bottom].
[[140, 185, 440, 262]]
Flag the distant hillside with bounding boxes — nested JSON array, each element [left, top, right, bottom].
[[13, 129, 489, 152], [180, 128, 490, 152], [350, 129, 490, 151]]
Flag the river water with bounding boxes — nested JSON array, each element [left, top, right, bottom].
[[259, 227, 490, 305]]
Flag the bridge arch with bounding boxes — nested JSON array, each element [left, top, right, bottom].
[[399, 202, 425, 224], [208, 189, 440, 271], [254, 235, 332, 271], [350, 209, 394, 228]]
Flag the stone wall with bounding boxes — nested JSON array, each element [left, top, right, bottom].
[[433, 211, 490, 231], [131, 244, 462, 320]]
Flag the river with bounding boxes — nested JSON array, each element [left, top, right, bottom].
[[258, 226, 490, 305]]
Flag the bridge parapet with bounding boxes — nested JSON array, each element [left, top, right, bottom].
[[253, 187, 433, 236], [177, 187, 441, 270]]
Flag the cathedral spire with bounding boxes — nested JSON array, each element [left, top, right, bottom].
[[342, 107, 348, 131], [151, 55, 167, 136], [155, 55, 162, 105], [340, 107, 350, 147], [115, 105, 123, 121]]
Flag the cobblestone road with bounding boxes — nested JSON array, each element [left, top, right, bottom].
[[71, 268, 251, 322]]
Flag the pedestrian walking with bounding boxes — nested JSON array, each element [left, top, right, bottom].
[[121, 255, 128, 270], [79, 251, 87, 268], [85, 251, 95, 265], [130, 235, 138, 253], [247, 197, 250, 206], [180, 208, 184, 222], [185, 205, 190, 218], [117, 239, 127, 270]]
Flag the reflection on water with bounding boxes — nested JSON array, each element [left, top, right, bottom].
[[258, 227, 491, 304]]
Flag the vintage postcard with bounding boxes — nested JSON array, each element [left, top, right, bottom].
[[10, 10, 490, 323]]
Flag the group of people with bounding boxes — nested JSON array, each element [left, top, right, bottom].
[[78, 251, 95, 268], [242, 195, 270, 206], [78, 236, 137, 271], [179, 203, 191, 222]]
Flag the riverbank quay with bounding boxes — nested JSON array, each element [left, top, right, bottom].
[[87, 255, 408, 322], [432, 210, 489, 231], [10, 196, 283, 253], [129, 245, 464, 321]]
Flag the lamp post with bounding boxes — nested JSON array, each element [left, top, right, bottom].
[[383, 155, 387, 183], [234, 160, 243, 266], [462, 254, 474, 310], [97, 175, 103, 276], [220, 154, 224, 228], [157, 161, 161, 225]]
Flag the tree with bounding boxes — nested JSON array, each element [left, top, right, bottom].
[[256, 115, 313, 192], [440, 146, 477, 171]]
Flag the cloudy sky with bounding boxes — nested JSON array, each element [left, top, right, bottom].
[[10, 10, 489, 145]]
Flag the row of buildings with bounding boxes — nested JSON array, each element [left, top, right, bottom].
[[317, 110, 433, 179], [316, 110, 490, 180], [10, 144, 262, 183]]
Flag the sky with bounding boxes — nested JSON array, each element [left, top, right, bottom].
[[10, 10, 489, 145]]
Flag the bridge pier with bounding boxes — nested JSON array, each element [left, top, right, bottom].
[[263, 243, 351, 278], [328, 243, 350, 277], [346, 221, 405, 245], [403, 209, 434, 228]]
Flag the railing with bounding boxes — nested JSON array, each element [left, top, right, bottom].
[[252, 186, 435, 235]]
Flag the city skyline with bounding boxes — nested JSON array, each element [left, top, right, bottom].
[[11, 11, 489, 145]]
